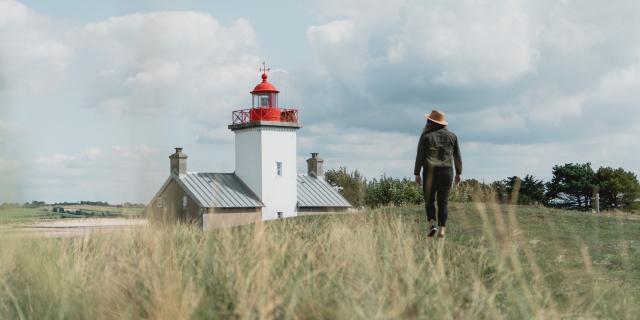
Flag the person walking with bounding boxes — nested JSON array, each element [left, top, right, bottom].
[[414, 110, 462, 238]]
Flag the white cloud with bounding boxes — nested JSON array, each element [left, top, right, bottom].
[[0, 0, 73, 95], [307, 19, 368, 94], [463, 125, 640, 182], [0, 120, 18, 143], [526, 94, 586, 125], [598, 55, 640, 107], [299, 124, 417, 178], [307, 20, 355, 45], [410, 1, 536, 85], [195, 126, 234, 144], [84, 147, 103, 160], [0, 5, 267, 202], [24, 144, 166, 203], [311, 0, 538, 86], [0, 158, 21, 172], [457, 106, 527, 132], [0, 157, 22, 202], [111, 144, 155, 160], [34, 154, 79, 172], [78, 11, 262, 121], [0, 120, 24, 156]]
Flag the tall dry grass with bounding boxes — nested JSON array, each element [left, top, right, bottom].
[[1, 204, 638, 319]]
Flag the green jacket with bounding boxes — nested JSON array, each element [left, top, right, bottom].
[[414, 127, 462, 176]]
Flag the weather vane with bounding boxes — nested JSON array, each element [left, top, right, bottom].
[[260, 60, 270, 74]]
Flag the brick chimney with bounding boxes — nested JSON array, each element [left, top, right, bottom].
[[306, 153, 324, 178], [169, 147, 188, 176]]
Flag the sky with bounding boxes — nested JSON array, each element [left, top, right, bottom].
[[1, 0, 640, 204]]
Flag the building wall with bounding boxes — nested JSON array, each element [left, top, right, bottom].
[[203, 208, 262, 230], [234, 128, 262, 199], [260, 127, 298, 220], [146, 179, 202, 225], [234, 126, 298, 220]]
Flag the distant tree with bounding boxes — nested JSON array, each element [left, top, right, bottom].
[[492, 179, 510, 203], [503, 175, 546, 205], [596, 167, 640, 210], [23, 201, 46, 208], [365, 175, 423, 208], [451, 179, 496, 203], [520, 175, 547, 205], [546, 163, 597, 211], [449, 179, 475, 202], [460, 179, 482, 202], [0, 202, 21, 208], [324, 167, 367, 208]]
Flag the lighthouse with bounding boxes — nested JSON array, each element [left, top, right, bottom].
[[228, 63, 301, 220], [146, 62, 351, 229]]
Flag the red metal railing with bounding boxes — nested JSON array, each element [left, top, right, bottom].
[[232, 108, 299, 125]]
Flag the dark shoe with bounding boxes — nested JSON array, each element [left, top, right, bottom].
[[427, 226, 437, 237]]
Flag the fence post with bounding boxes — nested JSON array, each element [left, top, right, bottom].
[[593, 193, 600, 213]]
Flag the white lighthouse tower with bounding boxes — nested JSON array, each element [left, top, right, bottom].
[[228, 63, 301, 220]]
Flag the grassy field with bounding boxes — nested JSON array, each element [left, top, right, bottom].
[[1, 203, 639, 319], [0, 207, 56, 224], [0, 206, 144, 225], [56, 204, 145, 218]]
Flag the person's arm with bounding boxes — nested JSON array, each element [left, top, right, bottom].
[[453, 135, 463, 184], [414, 135, 425, 184]]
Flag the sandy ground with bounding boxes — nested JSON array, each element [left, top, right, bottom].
[[1, 218, 148, 238]]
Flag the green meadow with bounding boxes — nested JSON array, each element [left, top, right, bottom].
[[1, 204, 639, 319], [0, 206, 143, 225], [0, 207, 55, 225]]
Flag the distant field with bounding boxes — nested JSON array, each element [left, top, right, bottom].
[[0, 207, 55, 224], [0, 205, 144, 225], [55, 204, 145, 218], [1, 203, 639, 319]]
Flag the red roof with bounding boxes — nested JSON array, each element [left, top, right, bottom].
[[251, 73, 279, 94]]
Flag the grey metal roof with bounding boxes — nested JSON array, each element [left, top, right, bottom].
[[176, 173, 263, 208], [297, 174, 352, 208]]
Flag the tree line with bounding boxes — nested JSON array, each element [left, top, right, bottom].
[[324, 163, 640, 212]]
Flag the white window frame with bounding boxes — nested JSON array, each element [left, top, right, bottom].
[[182, 195, 188, 209]]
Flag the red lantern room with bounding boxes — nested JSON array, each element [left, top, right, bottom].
[[251, 72, 279, 108], [231, 61, 299, 125]]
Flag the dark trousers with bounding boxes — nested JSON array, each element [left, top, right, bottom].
[[422, 166, 453, 227]]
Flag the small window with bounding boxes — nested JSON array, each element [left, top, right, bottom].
[[277, 212, 283, 219], [156, 197, 165, 208], [260, 95, 269, 107], [182, 195, 188, 209], [276, 161, 283, 176]]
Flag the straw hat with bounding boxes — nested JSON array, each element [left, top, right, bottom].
[[424, 110, 448, 125]]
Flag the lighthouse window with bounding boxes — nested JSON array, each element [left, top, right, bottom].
[[260, 95, 269, 107], [277, 161, 283, 176]]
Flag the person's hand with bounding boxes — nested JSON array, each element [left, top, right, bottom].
[[415, 175, 422, 185], [455, 174, 461, 185]]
